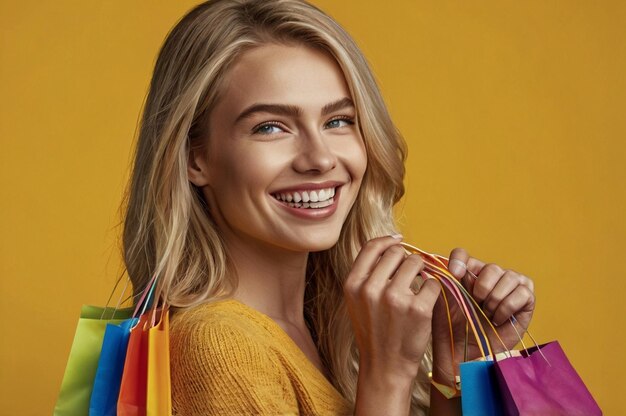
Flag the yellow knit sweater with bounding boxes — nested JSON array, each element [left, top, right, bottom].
[[170, 299, 353, 415]]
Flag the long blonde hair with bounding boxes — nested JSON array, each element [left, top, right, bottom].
[[122, 0, 430, 412]]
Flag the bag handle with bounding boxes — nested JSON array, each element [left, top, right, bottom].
[[402, 242, 549, 366], [100, 275, 131, 320], [402, 243, 509, 356]]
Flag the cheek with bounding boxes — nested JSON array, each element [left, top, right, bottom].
[[209, 143, 291, 195], [339, 138, 368, 183]]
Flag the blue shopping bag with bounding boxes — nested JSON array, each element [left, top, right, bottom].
[[460, 360, 504, 416], [89, 318, 138, 416]]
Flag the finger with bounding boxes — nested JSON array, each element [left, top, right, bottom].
[[448, 247, 470, 279], [491, 285, 535, 326], [387, 254, 424, 294], [482, 270, 523, 319], [472, 263, 504, 303], [447, 248, 474, 296], [346, 235, 403, 286], [413, 278, 442, 310], [448, 248, 486, 294], [366, 244, 408, 289], [519, 273, 535, 293], [466, 257, 487, 277]]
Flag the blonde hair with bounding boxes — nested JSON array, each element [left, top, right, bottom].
[[122, 0, 430, 413]]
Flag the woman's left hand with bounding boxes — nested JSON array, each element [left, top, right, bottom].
[[430, 247, 536, 386]]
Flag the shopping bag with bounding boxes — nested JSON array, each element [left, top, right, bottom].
[[89, 317, 138, 416], [400, 243, 602, 415], [146, 309, 172, 416], [401, 242, 507, 412], [494, 341, 602, 416], [460, 360, 504, 416], [54, 306, 133, 416], [117, 313, 151, 416]]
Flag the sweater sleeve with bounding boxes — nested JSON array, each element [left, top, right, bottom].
[[170, 313, 299, 416]]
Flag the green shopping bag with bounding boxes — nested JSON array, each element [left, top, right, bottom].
[[54, 305, 134, 416]]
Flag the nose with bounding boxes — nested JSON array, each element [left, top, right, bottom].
[[292, 130, 337, 174]]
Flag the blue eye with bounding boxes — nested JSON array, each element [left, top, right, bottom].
[[253, 123, 284, 135], [325, 117, 354, 129]]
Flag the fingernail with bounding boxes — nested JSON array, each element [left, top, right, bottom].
[[391, 233, 403, 240], [449, 259, 466, 277]]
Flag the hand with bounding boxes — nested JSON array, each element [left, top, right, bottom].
[[344, 235, 441, 415], [431, 247, 536, 384]]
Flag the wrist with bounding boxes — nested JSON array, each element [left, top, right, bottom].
[[431, 350, 461, 400], [429, 371, 461, 399], [359, 355, 420, 385], [358, 362, 416, 392], [355, 368, 414, 416], [430, 365, 456, 386], [431, 350, 456, 385]]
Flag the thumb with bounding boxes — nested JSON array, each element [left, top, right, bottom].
[[448, 248, 469, 279]]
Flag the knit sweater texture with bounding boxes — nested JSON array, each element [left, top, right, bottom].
[[170, 299, 353, 415]]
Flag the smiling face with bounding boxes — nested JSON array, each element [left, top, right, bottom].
[[188, 43, 367, 254]]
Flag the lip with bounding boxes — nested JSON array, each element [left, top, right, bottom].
[[271, 184, 343, 220], [269, 180, 345, 195]]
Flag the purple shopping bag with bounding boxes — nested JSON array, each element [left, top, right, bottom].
[[494, 341, 602, 416]]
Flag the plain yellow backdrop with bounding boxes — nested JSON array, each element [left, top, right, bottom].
[[1, 1, 624, 414]]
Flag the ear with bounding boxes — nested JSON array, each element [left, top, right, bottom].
[[187, 145, 211, 187]]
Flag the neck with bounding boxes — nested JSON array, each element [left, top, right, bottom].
[[225, 231, 309, 324]]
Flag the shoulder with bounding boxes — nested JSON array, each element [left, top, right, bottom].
[[170, 299, 275, 363], [169, 300, 299, 415]]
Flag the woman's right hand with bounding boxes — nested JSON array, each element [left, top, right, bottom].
[[344, 235, 441, 415]]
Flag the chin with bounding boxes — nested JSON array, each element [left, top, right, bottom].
[[284, 234, 341, 253]]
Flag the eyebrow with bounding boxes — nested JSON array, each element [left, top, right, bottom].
[[321, 97, 354, 116], [234, 97, 355, 124]]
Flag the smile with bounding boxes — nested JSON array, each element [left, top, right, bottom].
[[272, 187, 336, 209]]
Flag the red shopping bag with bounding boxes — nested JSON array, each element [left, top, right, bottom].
[[494, 341, 602, 416], [117, 313, 150, 416]]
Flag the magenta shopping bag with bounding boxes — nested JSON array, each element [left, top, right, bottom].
[[494, 341, 602, 416]]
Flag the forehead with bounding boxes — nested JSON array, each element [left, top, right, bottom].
[[218, 43, 351, 112]]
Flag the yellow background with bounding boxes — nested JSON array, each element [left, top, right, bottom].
[[1, 1, 624, 414]]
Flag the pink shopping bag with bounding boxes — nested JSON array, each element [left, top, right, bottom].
[[494, 341, 602, 416]]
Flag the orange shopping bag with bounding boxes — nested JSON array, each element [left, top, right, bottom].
[[147, 308, 172, 416]]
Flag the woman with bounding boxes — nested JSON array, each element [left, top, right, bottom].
[[122, 0, 536, 414]]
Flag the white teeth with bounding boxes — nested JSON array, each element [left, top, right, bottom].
[[284, 198, 333, 209], [312, 199, 332, 208], [273, 187, 338, 207]]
